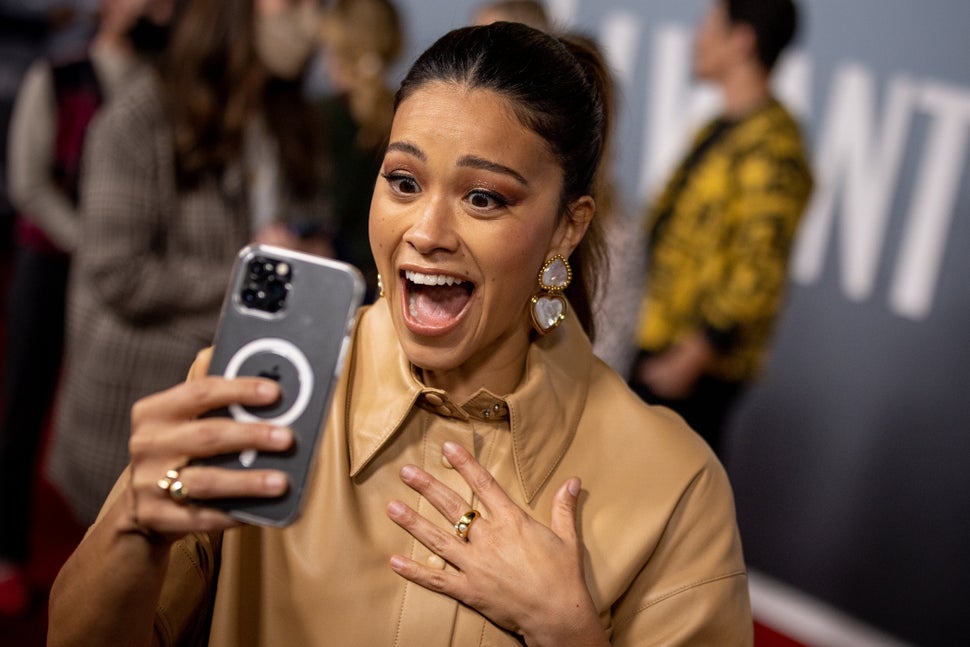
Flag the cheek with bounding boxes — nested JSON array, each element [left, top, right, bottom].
[[482, 236, 546, 302], [367, 198, 398, 264]]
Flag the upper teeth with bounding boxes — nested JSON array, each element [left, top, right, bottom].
[[405, 270, 466, 287]]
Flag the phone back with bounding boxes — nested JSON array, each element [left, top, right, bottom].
[[198, 244, 364, 526]]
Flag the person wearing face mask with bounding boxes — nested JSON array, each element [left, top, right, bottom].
[[44, 0, 331, 527], [0, 0, 168, 616], [315, 0, 404, 301]]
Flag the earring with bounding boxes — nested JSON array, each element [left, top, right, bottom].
[[377, 273, 384, 298], [530, 255, 572, 335]]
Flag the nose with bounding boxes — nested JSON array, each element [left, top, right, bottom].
[[402, 195, 460, 255]]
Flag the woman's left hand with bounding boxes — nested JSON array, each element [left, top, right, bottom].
[[385, 441, 608, 647]]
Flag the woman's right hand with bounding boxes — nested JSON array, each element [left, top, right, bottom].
[[124, 350, 294, 543]]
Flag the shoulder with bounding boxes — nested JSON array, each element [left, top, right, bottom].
[[575, 360, 720, 489], [730, 100, 813, 188], [95, 70, 165, 131], [87, 70, 168, 156], [738, 99, 808, 151], [16, 57, 54, 98]]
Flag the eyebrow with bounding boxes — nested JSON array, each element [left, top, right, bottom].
[[458, 155, 529, 187], [385, 141, 425, 160], [385, 141, 529, 188]]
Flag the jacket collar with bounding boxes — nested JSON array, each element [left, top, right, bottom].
[[346, 299, 592, 502]]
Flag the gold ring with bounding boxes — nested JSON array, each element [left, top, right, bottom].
[[454, 510, 480, 541], [157, 468, 189, 504]]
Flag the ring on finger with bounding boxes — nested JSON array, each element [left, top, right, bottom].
[[454, 509, 480, 541], [157, 468, 190, 504]]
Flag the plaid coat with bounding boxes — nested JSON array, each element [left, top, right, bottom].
[[46, 72, 252, 524]]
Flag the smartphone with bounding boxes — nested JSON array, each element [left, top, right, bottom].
[[194, 244, 365, 526]]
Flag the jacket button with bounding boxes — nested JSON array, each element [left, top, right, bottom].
[[426, 554, 446, 569], [425, 393, 444, 407], [441, 454, 454, 469]]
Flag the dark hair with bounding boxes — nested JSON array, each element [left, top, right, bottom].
[[160, 0, 320, 197], [394, 22, 612, 339], [725, 0, 799, 71]]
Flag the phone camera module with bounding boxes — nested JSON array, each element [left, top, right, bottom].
[[240, 255, 292, 313]]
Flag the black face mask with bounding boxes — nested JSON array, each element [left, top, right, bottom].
[[126, 15, 172, 56]]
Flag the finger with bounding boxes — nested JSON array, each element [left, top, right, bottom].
[[441, 441, 513, 513], [130, 417, 293, 462], [386, 500, 465, 562], [163, 465, 289, 502], [398, 464, 472, 530], [187, 347, 214, 381], [388, 553, 465, 598], [134, 495, 243, 537], [549, 477, 582, 542], [132, 375, 280, 424]]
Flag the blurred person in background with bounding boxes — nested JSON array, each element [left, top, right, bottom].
[[0, 0, 95, 255], [45, 0, 331, 527], [0, 0, 166, 617], [316, 0, 403, 301], [629, 0, 813, 456], [471, 0, 549, 31]]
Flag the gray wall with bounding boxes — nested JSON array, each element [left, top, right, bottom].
[[388, 2, 970, 644]]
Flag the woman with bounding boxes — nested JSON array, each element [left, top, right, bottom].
[[45, 0, 329, 525], [316, 0, 404, 301], [48, 22, 752, 645]]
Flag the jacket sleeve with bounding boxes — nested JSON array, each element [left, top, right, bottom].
[[6, 59, 81, 251], [610, 455, 753, 646], [698, 143, 811, 346]]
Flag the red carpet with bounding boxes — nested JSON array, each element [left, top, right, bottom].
[[0, 456, 86, 646]]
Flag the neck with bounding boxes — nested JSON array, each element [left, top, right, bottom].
[[418, 328, 532, 403], [720, 63, 772, 119]]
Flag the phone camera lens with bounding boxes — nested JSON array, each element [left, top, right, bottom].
[[249, 257, 273, 280]]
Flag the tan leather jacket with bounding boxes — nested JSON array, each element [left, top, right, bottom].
[[137, 300, 752, 645]]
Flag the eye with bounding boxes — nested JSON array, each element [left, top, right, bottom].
[[382, 172, 420, 196], [466, 189, 508, 211]]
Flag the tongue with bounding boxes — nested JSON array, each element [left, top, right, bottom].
[[409, 284, 470, 326]]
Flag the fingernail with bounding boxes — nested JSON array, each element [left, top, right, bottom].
[[256, 381, 278, 399], [389, 555, 406, 571], [269, 427, 291, 447], [442, 441, 458, 455], [265, 472, 287, 491], [400, 465, 417, 480], [387, 500, 405, 516], [568, 478, 581, 496]]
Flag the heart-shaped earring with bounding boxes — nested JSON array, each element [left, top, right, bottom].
[[530, 255, 571, 335], [531, 293, 567, 334]]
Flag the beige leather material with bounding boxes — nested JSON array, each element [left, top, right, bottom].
[[146, 299, 751, 645]]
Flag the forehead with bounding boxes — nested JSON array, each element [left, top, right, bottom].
[[394, 82, 519, 130], [390, 81, 555, 162]]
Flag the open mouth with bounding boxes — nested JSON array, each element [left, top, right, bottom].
[[402, 269, 474, 334]]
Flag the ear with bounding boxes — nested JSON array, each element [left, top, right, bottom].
[[548, 195, 595, 259]]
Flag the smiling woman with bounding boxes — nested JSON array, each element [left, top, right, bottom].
[[47, 21, 752, 647]]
